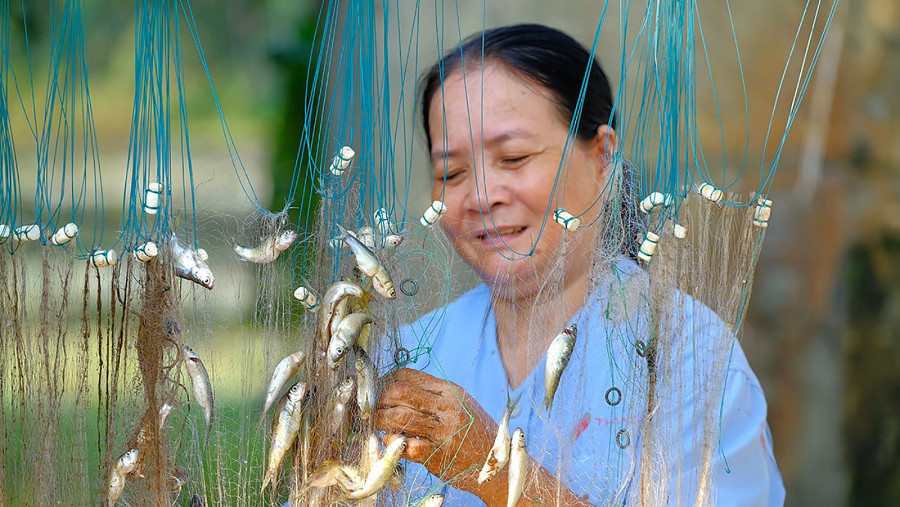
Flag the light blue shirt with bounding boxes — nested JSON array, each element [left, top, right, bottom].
[[388, 260, 785, 506]]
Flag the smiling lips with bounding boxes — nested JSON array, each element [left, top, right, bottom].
[[475, 226, 527, 246]]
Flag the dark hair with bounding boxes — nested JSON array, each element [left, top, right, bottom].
[[419, 24, 616, 152]]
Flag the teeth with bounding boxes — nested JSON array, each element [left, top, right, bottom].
[[481, 227, 523, 238]]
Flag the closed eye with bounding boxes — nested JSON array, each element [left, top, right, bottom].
[[502, 154, 531, 165], [437, 170, 463, 182]]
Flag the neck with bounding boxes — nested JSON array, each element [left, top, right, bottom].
[[491, 264, 591, 389]]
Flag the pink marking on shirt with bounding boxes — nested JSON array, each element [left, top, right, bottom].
[[573, 413, 591, 441]]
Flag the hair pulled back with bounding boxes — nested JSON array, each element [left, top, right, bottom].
[[419, 23, 616, 152]]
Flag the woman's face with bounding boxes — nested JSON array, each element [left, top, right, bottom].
[[428, 63, 614, 298]]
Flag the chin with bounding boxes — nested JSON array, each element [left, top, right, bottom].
[[472, 254, 547, 299]]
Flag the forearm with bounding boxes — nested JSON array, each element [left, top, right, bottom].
[[475, 458, 593, 507]]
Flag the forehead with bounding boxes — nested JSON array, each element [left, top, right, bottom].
[[427, 64, 565, 141]]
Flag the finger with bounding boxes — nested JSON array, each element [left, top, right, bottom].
[[377, 380, 433, 409], [377, 381, 459, 417], [382, 433, 439, 464], [381, 367, 426, 383], [404, 436, 439, 463], [373, 405, 440, 437], [382, 368, 460, 397], [379, 374, 465, 413]]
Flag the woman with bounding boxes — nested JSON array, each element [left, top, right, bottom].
[[374, 24, 784, 506]]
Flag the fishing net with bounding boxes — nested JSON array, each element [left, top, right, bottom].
[[0, 0, 839, 505]]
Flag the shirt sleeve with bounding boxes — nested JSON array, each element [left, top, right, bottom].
[[706, 345, 785, 506], [658, 300, 785, 507]]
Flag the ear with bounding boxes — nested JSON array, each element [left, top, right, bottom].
[[593, 125, 618, 162], [589, 124, 619, 180]]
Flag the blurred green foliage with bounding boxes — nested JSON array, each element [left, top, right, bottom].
[[844, 232, 900, 506], [267, 1, 322, 230]]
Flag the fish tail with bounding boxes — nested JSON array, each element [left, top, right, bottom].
[[256, 412, 267, 430], [508, 390, 522, 414], [543, 393, 553, 413], [259, 395, 274, 427], [204, 414, 213, 446], [261, 470, 273, 492]]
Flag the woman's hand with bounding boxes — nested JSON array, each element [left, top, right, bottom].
[[373, 368, 501, 499], [374, 368, 594, 506]]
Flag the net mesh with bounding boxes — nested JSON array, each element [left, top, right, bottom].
[[0, 0, 838, 505]]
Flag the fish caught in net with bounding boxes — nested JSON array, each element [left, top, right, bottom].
[[0, 0, 839, 505]]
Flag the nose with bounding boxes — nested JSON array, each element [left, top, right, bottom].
[[463, 163, 511, 216]]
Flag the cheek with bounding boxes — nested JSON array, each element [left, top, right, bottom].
[[516, 161, 566, 213], [561, 158, 604, 210], [431, 178, 463, 210]]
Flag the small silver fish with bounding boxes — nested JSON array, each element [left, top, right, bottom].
[[136, 401, 175, 445], [355, 348, 377, 421], [357, 433, 381, 507], [388, 461, 404, 492], [383, 234, 404, 249], [172, 236, 214, 290], [345, 437, 407, 500], [331, 294, 374, 352], [358, 226, 377, 250], [262, 381, 309, 491], [319, 280, 366, 351], [543, 324, 577, 412], [117, 448, 139, 475], [159, 402, 174, 428], [107, 448, 139, 505], [108, 471, 125, 506], [328, 312, 374, 368], [328, 297, 352, 341], [418, 493, 445, 507], [359, 432, 380, 476], [169, 465, 189, 493], [335, 225, 396, 299], [262, 351, 305, 416], [302, 460, 364, 494], [183, 345, 214, 437], [507, 428, 527, 507], [328, 376, 355, 439], [234, 229, 297, 263], [478, 391, 521, 483]]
